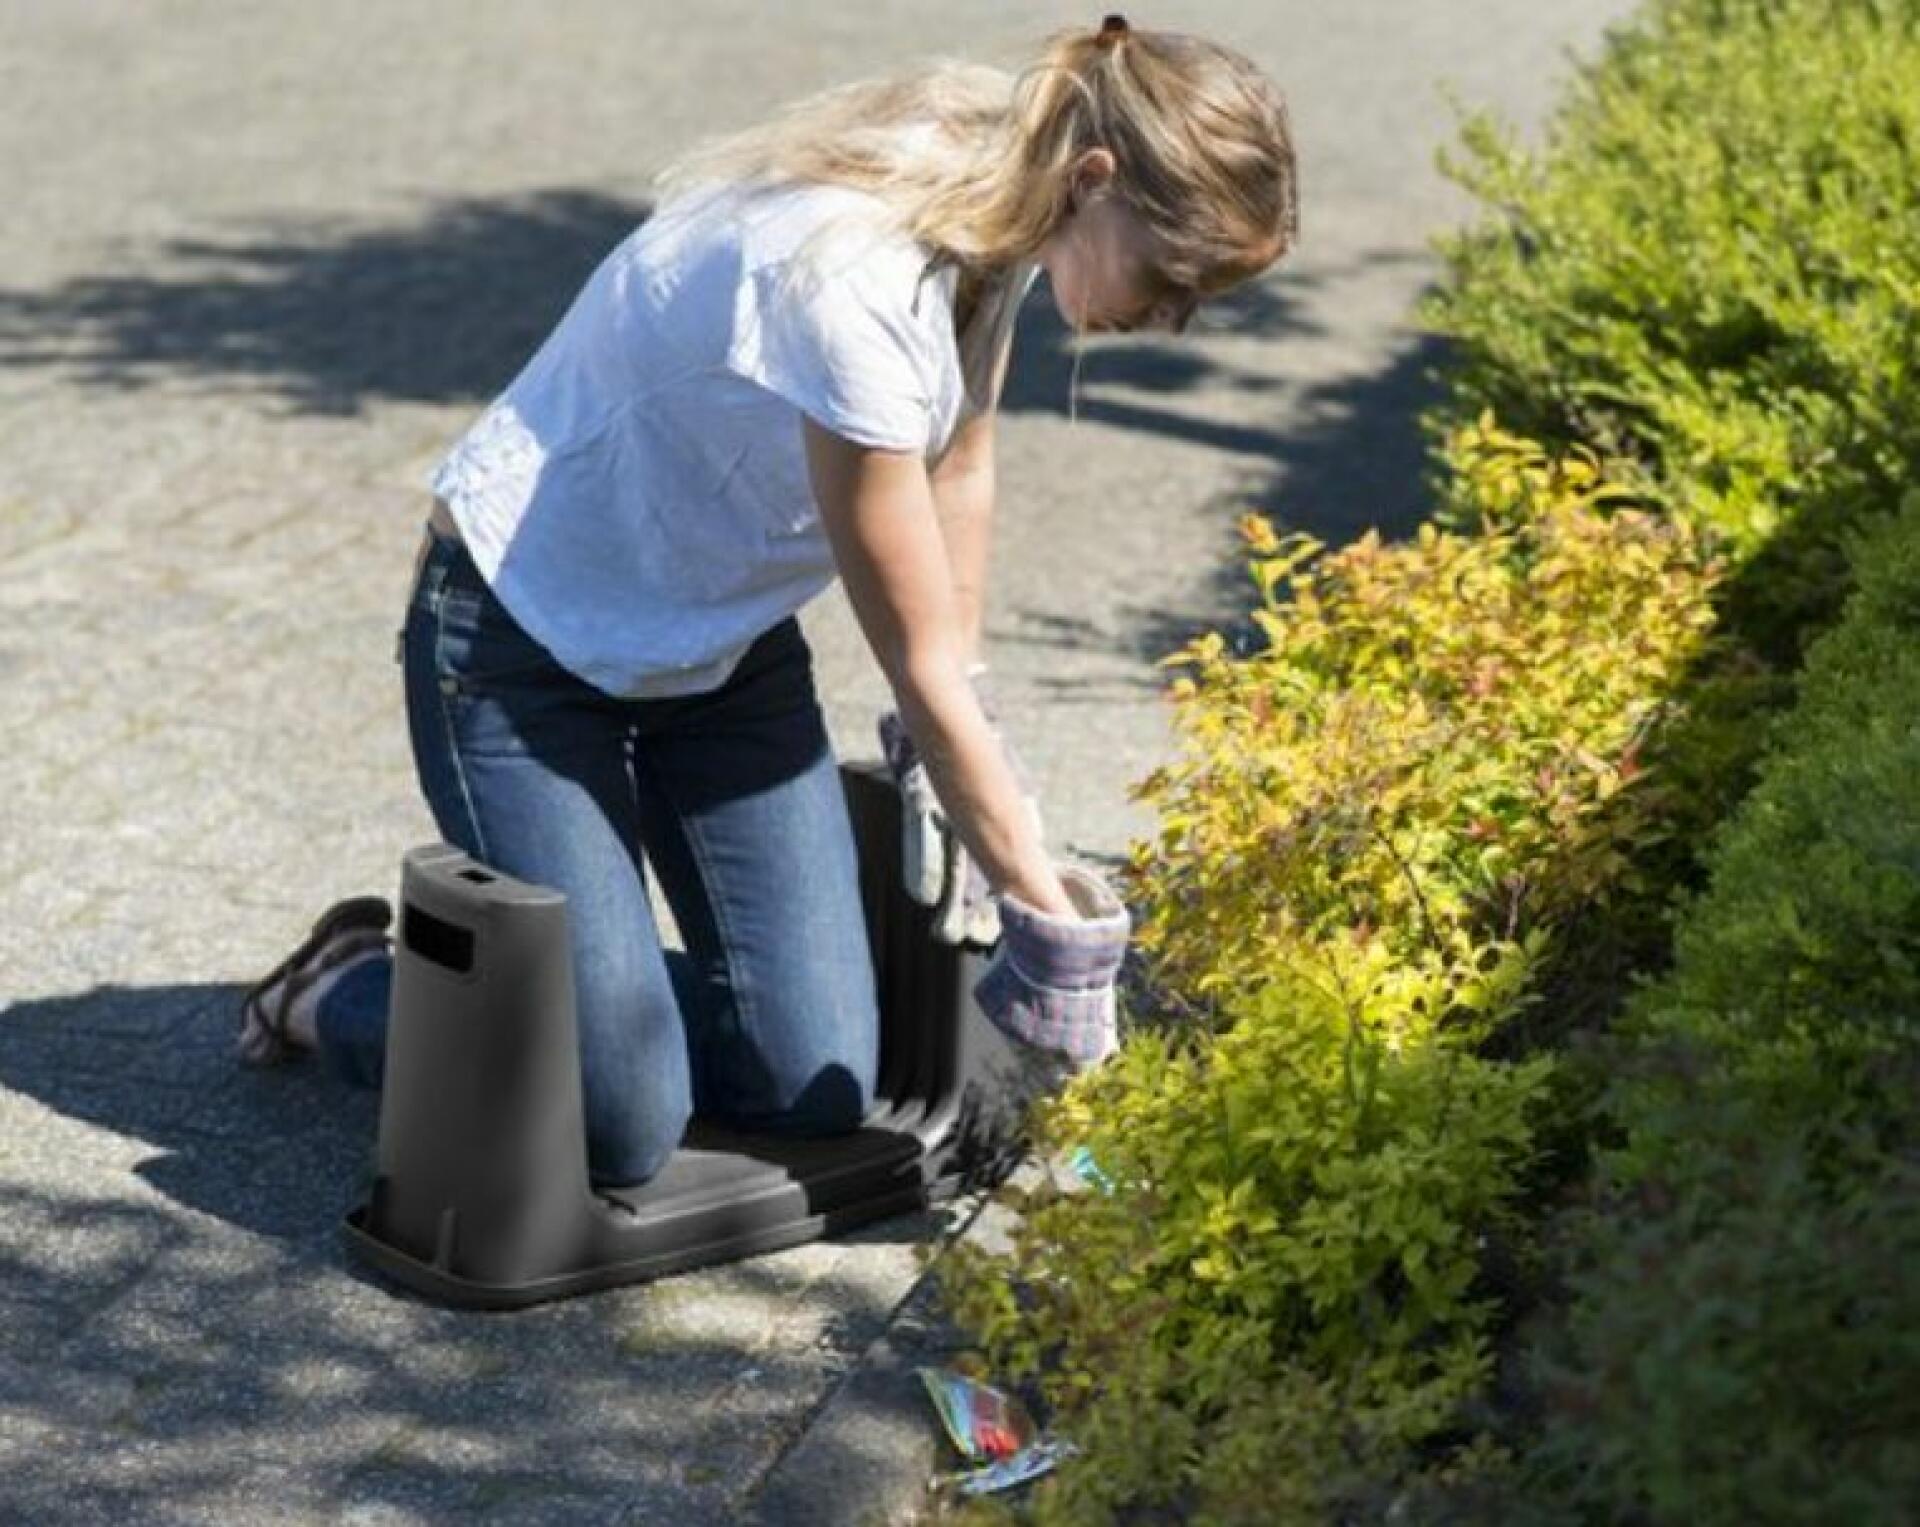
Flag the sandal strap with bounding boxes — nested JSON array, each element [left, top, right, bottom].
[[242, 896, 391, 1017], [251, 927, 390, 1058], [280, 928, 390, 1015]]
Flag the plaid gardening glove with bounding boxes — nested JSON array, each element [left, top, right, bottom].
[[877, 663, 1044, 948], [972, 863, 1130, 1070]]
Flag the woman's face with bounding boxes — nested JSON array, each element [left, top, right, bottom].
[[1037, 150, 1201, 336]]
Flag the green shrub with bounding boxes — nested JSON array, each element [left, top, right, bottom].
[[1483, 488, 1920, 1525], [1423, 0, 1920, 667]]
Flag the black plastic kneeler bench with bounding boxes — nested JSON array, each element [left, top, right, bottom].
[[342, 760, 1041, 1310]]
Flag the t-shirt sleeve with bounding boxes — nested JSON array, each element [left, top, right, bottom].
[[727, 255, 934, 453]]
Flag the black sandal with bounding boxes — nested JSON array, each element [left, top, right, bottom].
[[238, 896, 392, 1066]]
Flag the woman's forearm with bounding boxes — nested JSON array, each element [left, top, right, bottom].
[[929, 458, 995, 671]]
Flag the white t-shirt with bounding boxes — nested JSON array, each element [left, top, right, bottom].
[[429, 175, 1039, 699]]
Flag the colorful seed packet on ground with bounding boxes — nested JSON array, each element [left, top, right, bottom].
[[917, 1366, 1079, 1496], [916, 1366, 1037, 1461]]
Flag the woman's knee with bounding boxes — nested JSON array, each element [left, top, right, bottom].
[[587, 1098, 691, 1190], [744, 959, 882, 1133], [751, 1047, 877, 1137], [570, 932, 703, 1189]]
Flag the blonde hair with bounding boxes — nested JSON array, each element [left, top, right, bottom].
[[648, 19, 1299, 429]]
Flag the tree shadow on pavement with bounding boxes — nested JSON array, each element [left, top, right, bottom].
[[0, 979, 978, 1522], [0, 191, 656, 416]]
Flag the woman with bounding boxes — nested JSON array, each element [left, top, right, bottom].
[[237, 15, 1298, 1191]]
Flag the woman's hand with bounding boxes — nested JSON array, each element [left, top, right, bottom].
[[972, 862, 1130, 1067]]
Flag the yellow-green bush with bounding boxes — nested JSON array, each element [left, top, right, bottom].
[[1127, 420, 1718, 1028], [921, 430, 1722, 1524]]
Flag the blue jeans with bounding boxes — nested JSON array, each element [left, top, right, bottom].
[[315, 523, 882, 1190]]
